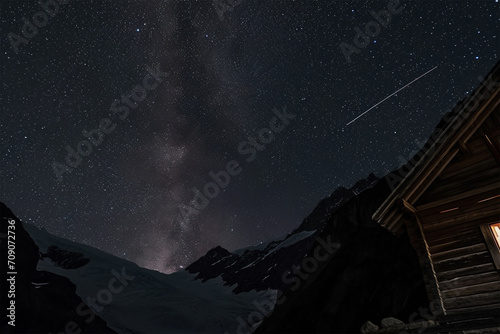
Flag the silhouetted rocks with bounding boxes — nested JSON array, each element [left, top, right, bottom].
[[41, 245, 90, 269], [186, 232, 318, 293], [0, 202, 115, 334]]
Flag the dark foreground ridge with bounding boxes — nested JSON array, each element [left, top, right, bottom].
[[254, 175, 427, 333], [0, 202, 115, 334]]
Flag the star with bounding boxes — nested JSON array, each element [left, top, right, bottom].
[[0, 0, 497, 275]]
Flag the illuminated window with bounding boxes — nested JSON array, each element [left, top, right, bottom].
[[481, 222, 500, 270], [491, 223, 500, 249]]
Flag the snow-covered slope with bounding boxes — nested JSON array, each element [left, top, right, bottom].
[[262, 230, 316, 258], [10, 173, 380, 333], [23, 223, 274, 334]]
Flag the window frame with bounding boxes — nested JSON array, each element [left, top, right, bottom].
[[480, 222, 500, 270]]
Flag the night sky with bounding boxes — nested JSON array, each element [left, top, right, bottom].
[[1, 0, 498, 273]]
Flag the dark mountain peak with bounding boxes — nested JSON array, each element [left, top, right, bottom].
[[185, 173, 381, 294], [185, 245, 237, 283], [0, 202, 15, 219], [329, 186, 348, 197], [291, 173, 379, 234], [207, 245, 231, 258]]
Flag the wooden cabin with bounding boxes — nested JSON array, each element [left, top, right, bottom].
[[372, 61, 500, 332]]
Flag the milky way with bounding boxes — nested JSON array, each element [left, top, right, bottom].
[[1, 0, 498, 273]]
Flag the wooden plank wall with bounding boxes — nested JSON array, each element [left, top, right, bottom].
[[414, 110, 500, 316], [403, 216, 443, 311]]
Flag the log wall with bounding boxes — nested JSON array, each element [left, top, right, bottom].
[[414, 110, 500, 316]]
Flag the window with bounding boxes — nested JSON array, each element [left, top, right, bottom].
[[481, 222, 500, 270], [491, 223, 500, 248]]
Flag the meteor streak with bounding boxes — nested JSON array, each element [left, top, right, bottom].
[[346, 66, 438, 126]]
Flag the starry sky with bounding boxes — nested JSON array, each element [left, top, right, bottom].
[[1, 0, 498, 273]]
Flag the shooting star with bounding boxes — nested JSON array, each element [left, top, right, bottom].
[[346, 66, 438, 126]]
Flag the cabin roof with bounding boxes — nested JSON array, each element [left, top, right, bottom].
[[372, 61, 500, 232]]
